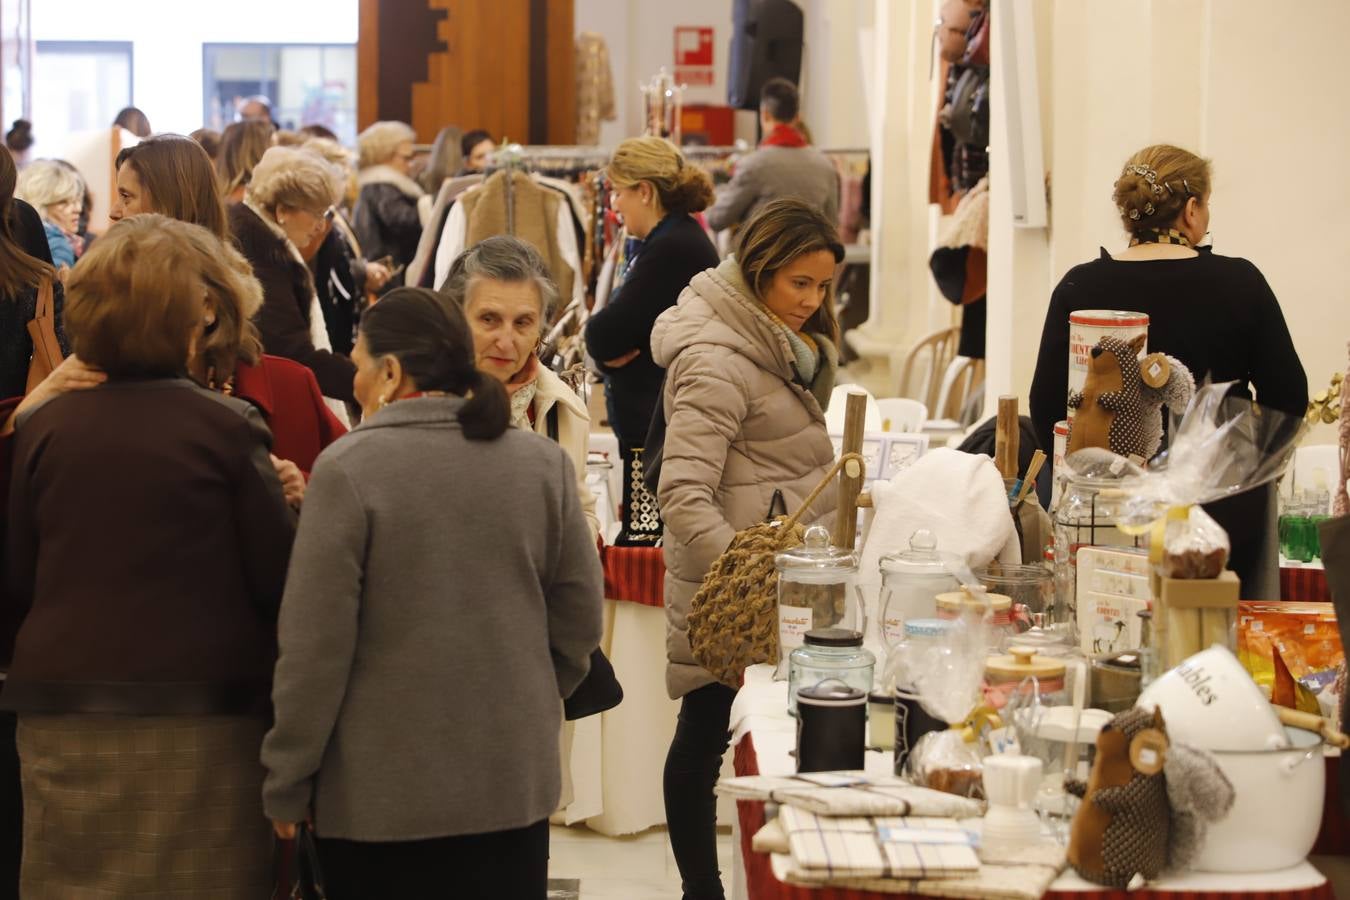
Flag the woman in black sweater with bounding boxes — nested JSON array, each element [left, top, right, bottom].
[[1029, 144, 1307, 596], [586, 137, 719, 545]]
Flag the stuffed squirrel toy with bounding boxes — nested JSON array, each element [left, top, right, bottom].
[[1067, 707, 1233, 888], [1067, 334, 1195, 464]]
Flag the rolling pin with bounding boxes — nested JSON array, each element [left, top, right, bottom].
[[1277, 707, 1350, 749]]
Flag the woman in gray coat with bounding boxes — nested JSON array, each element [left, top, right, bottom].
[[262, 287, 603, 899]]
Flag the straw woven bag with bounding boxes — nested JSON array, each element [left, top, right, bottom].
[[688, 454, 860, 687]]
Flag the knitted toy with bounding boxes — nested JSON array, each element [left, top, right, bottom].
[[1066, 707, 1171, 888], [1067, 334, 1195, 463], [1163, 743, 1235, 871]]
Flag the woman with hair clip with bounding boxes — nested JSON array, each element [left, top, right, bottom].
[[1029, 143, 1307, 598], [651, 198, 843, 900], [584, 136, 719, 546], [262, 287, 603, 899]]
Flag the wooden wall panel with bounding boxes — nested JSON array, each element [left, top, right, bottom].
[[359, 0, 574, 146]]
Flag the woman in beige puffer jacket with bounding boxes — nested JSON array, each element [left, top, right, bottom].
[[650, 199, 843, 900]]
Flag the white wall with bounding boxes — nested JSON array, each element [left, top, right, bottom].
[[573, 0, 869, 150], [31, 0, 356, 148], [998, 0, 1350, 438]]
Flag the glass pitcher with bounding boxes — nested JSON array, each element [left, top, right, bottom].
[[774, 525, 865, 679]]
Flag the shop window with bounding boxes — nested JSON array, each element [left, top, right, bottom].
[[33, 40, 133, 144], [202, 43, 356, 143]]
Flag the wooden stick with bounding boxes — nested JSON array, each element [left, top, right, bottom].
[[1014, 450, 1047, 506], [835, 391, 868, 548], [995, 396, 1020, 479]]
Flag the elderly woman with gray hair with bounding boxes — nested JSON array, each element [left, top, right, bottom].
[[15, 159, 84, 270], [441, 235, 598, 538], [352, 120, 425, 279], [229, 145, 357, 404]]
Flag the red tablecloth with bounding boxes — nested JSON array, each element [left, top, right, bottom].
[[732, 733, 1334, 900], [600, 543, 665, 607], [1282, 566, 1331, 602]]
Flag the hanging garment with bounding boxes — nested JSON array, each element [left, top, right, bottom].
[[575, 32, 617, 146], [407, 174, 482, 289]]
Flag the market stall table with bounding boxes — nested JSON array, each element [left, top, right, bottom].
[[728, 666, 1333, 900]]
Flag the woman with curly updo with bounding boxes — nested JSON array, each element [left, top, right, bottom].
[[1029, 143, 1306, 597]]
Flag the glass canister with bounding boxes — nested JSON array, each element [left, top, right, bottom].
[[1052, 456, 1144, 634], [878, 530, 960, 651], [775, 525, 862, 678], [788, 628, 875, 717], [936, 587, 1021, 650], [983, 647, 1069, 711], [975, 563, 1054, 619]]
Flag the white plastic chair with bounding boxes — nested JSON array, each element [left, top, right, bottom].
[[876, 397, 928, 433], [826, 385, 883, 434]]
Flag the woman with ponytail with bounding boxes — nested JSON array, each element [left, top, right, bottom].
[[585, 136, 719, 545], [262, 287, 603, 899]]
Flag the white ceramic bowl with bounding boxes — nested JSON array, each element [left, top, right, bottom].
[[1136, 646, 1287, 751], [1192, 725, 1324, 872]]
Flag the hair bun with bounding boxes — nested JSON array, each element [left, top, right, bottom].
[[672, 163, 715, 214]]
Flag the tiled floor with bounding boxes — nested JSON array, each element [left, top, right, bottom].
[[548, 824, 735, 899]]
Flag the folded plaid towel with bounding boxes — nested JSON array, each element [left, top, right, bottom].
[[778, 806, 981, 880], [716, 772, 984, 818], [771, 852, 1063, 900]]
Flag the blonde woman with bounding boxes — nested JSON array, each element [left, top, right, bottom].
[[1029, 143, 1307, 598], [583, 136, 718, 545], [15, 159, 83, 269], [352, 120, 425, 277], [651, 198, 842, 900], [228, 145, 357, 404]]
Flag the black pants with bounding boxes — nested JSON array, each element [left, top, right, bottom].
[[316, 819, 549, 900], [664, 682, 736, 900], [0, 713, 18, 900]]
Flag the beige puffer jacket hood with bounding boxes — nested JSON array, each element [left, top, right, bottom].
[[651, 257, 838, 699]]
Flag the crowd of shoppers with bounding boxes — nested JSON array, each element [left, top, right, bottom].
[[0, 72, 1309, 900]]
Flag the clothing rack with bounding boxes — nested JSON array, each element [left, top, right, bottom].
[[485, 144, 611, 172]]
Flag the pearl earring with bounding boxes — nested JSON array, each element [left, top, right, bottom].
[[377, 394, 389, 409]]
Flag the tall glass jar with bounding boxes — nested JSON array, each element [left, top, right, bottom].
[[1052, 459, 1144, 634], [975, 563, 1054, 618], [775, 525, 862, 679]]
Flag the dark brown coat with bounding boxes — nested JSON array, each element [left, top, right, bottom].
[[1, 378, 296, 715]]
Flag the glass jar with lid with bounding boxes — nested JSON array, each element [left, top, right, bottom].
[[775, 525, 862, 679], [788, 628, 875, 717], [936, 586, 1024, 650], [1053, 455, 1145, 633], [878, 530, 960, 653]]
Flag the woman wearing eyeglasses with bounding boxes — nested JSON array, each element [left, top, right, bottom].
[[352, 120, 425, 286], [230, 145, 358, 405]]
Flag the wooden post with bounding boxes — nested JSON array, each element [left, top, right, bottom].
[[835, 391, 868, 549], [995, 395, 1020, 479]]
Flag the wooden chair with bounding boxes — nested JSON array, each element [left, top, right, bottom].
[[896, 326, 960, 412]]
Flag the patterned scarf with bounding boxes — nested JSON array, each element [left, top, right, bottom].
[[1129, 227, 1192, 248], [504, 354, 541, 430]]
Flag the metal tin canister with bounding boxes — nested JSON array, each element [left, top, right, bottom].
[[1066, 310, 1149, 426]]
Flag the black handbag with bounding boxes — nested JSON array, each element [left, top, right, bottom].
[[564, 647, 624, 721], [289, 823, 327, 900], [542, 405, 625, 721]]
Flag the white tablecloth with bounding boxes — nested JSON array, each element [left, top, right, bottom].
[[729, 664, 1328, 897]]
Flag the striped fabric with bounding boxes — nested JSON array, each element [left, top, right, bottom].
[[733, 734, 1336, 900], [600, 543, 665, 607], [777, 805, 979, 880], [1281, 566, 1331, 602], [17, 714, 272, 899]]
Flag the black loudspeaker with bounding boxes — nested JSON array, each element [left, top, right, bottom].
[[726, 0, 805, 111]]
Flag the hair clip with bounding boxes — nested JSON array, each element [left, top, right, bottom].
[[1162, 181, 1174, 195], [1182, 178, 1192, 196], [1143, 202, 1155, 215], [1129, 209, 1141, 220]]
